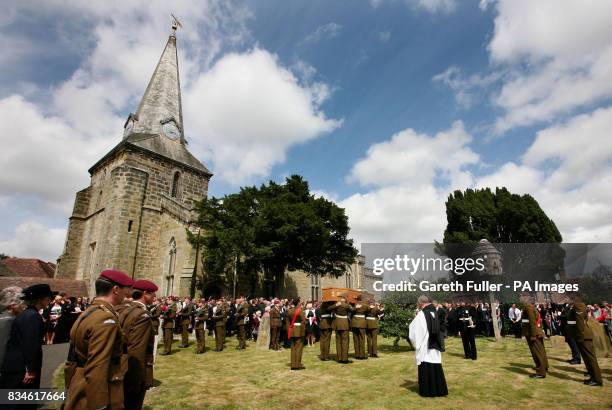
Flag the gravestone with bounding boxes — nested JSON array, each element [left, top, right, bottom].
[[256, 316, 271, 350]]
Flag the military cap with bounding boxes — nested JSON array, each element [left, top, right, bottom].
[[133, 279, 158, 292], [100, 269, 134, 287]]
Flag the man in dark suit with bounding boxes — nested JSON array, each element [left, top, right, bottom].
[[1, 283, 57, 410]]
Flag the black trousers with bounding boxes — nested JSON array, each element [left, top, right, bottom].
[[461, 328, 477, 359], [566, 337, 581, 362]]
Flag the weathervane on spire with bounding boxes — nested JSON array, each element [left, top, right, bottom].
[[171, 13, 183, 36]]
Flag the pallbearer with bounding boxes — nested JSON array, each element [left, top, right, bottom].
[[351, 295, 369, 360], [120, 279, 158, 410], [330, 296, 351, 364], [287, 299, 306, 370], [573, 301, 603, 386], [366, 302, 382, 358], [270, 300, 282, 350], [160, 297, 176, 355], [318, 301, 334, 360], [521, 300, 548, 378], [235, 297, 249, 349], [408, 295, 448, 397], [178, 297, 193, 348], [212, 299, 227, 351], [458, 302, 477, 360], [194, 299, 208, 354]]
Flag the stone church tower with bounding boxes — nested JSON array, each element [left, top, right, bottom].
[[55, 31, 211, 296]]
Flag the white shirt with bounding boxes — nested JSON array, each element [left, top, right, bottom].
[[408, 309, 441, 366], [509, 307, 521, 320]]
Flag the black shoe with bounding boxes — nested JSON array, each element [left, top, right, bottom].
[[584, 380, 602, 386], [568, 359, 581, 365], [371, 354, 378, 358], [584, 372, 589, 376], [529, 374, 545, 379]]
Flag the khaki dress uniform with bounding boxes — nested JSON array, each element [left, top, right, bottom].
[[287, 306, 306, 369], [213, 305, 227, 351], [235, 302, 249, 349], [64, 299, 127, 410], [330, 302, 351, 363], [366, 306, 380, 357], [160, 304, 176, 355], [269, 306, 282, 350], [194, 306, 209, 354], [573, 303, 602, 384], [318, 302, 334, 360], [149, 304, 162, 336], [119, 301, 154, 410], [178, 302, 193, 348], [521, 304, 548, 377], [351, 304, 370, 359]]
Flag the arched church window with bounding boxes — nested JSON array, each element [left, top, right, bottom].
[[171, 171, 181, 198]]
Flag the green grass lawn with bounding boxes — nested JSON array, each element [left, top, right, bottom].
[[133, 333, 611, 409]]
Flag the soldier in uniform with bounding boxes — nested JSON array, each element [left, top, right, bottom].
[[318, 301, 334, 360], [287, 299, 306, 370], [64, 270, 134, 410], [194, 299, 209, 354], [149, 298, 162, 336], [351, 296, 369, 360], [330, 296, 351, 364], [159, 297, 176, 355], [571, 302, 603, 386], [235, 297, 249, 349], [119, 279, 157, 410], [212, 299, 227, 351], [560, 303, 581, 364], [521, 300, 548, 378], [269, 300, 282, 350], [366, 302, 382, 358], [458, 302, 477, 360], [178, 297, 193, 348]]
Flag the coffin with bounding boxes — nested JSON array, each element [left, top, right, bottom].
[[321, 287, 374, 304]]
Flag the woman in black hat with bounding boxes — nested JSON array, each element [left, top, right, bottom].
[[0, 283, 56, 407]]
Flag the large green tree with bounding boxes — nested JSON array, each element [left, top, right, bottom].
[[189, 175, 358, 297]]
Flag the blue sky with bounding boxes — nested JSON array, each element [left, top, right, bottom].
[[1, 0, 612, 260]]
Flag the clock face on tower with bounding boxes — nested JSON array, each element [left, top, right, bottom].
[[162, 121, 180, 140]]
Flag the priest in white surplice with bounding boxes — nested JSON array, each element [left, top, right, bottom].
[[408, 295, 448, 397]]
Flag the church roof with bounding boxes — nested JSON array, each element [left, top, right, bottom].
[[90, 33, 211, 177]]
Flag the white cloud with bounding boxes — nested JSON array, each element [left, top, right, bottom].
[[184, 48, 342, 184], [299, 22, 343, 46], [0, 221, 66, 261], [432, 66, 502, 109], [476, 107, 612, 242], [378, 31, 391, 43], [488, 0, 612, 133], [0, 95, 113, 214], [414, 0, 456, 14], [342, 108, 612, 246], [341, 121, 478, 245], [349, 121, 477, 189]]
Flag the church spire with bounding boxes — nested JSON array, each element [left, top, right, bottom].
[[128, 22, 184, 143]]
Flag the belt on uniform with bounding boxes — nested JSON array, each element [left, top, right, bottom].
[[521, 319, 529, 323], [567, 320, 576, 324], [366, 317, 377, 320], [459, 318, 470, 321], [321, 314, 331, 318], [293, 323, 302, 326], [335, 315, 348, 319], [354, 314, 365, 318]]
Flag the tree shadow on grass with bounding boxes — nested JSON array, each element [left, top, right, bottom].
[[401, 379, 420, 393], [548, 356, 569, 362]]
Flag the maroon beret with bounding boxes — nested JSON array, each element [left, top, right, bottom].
[[100, 269, 134, 287], [133, 279, 158, 292]]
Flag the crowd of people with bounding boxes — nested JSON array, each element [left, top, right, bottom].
[[0, 275, 609, 407]]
